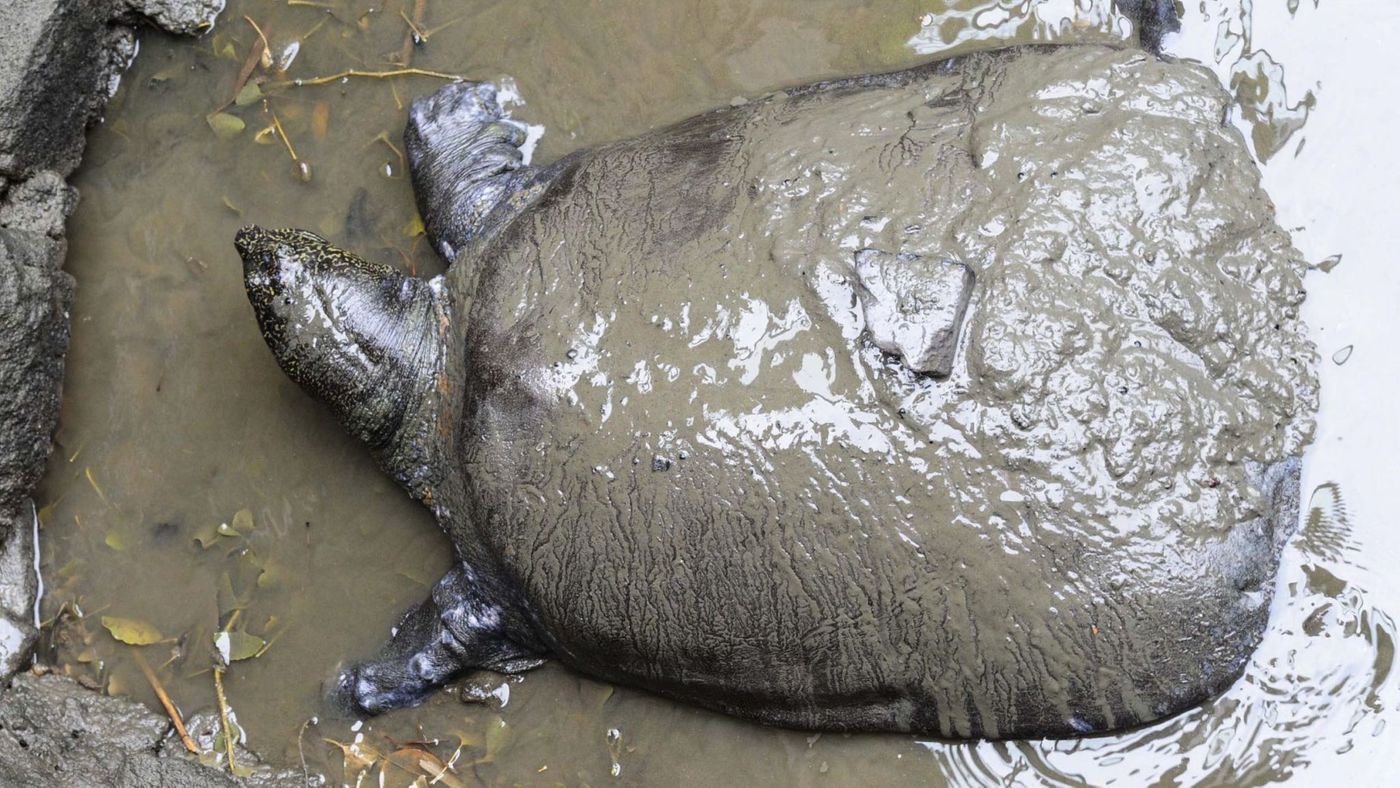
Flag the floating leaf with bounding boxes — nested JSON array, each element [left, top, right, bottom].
[[207, 113, 246, 140], [55, 558, 84, 578], [482, 716, 510, 762], [383, 747, 465, 788], [255, 561, 283, 589], [213, 630, 266, 664], [194, 523, 222, 549], [217, 571, 252, 615], [325, 738, 380, 771], [104, 529, 128, 551], [217, 522, 239, 537], [235, 81, 264, 106], [402, 213, 425, 238], [102, 616, 163, 646], [1316, 253, 1343, 273], [231, 508, 255, 534]]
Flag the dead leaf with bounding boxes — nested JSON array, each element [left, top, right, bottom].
[[311, 101, 330, 140], [234, 81, 264, 106], [102, 616, 163, 646], [207, 113, 246, 140], [231, 509, 255, 534]]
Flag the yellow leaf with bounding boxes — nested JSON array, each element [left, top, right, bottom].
[[402, 213, 425, 238], [101, 616, 163, 646], [231, 508, 255, 534], [104, 529, 127, 551], [227, 630, 266, 661], [207, 113, 245, 140], [325, 738, 380, 771]]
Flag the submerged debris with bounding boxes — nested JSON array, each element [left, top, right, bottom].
[[100, 616, 163, 646]]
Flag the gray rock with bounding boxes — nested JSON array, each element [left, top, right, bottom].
[[0, 515, 39, 681], [122, 0, 225, 37], [0, 0, 135, 179], [0, 673, 302, 787], [0, 173, 75, 552]]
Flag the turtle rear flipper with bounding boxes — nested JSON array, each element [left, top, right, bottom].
[[330, 564, 545, 714], [406, 82, 541, 263]]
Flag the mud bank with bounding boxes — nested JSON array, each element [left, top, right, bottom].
[[0, 0, 298, 784]]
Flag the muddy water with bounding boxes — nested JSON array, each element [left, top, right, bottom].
[[35, 0, 1399, 784]]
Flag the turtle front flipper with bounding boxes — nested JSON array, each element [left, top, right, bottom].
[[330, 564, 546, 714], [405, 81, 544, 264]]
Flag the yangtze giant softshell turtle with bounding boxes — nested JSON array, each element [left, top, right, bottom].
[[232, 33, 1318, 739]]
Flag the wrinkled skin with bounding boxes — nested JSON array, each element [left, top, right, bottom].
[[235, 36, 1316, 739]]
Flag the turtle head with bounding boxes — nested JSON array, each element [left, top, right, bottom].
[[236, 226, 446, 467]]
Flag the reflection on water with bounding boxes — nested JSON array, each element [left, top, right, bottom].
[[35, 0, 1400, 784]]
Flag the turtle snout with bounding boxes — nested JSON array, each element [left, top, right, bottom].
[[234, 225, 284, 284], [234, 225, 268, 259]]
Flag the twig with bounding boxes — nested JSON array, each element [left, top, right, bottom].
[[397, 0, 429, 66], [213, 666, 237, 772], [297, 718, 315, 784], [270, 111, 300, 161], [243, 16, 272, 62], [267, 67, 464, 90], [134, 651, 198, 754], [367, 131, 406, 172]]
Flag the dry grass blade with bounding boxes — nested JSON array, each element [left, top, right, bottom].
[[227, 31, 268, 107], [244, 16, 273, 67], [134, 651, 198, 754]]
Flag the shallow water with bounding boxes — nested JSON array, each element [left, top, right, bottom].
[[35, 0, 1399, 784]]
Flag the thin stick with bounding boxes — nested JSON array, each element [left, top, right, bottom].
[[269, 67, 463, 90], [213, 666, 237, 771], [244, 16, 272, 58], [367, 131, 406, 172], [134, 651, 198, 754], [270, 111, 300, 161], [297, 718, 314, 784], [397, 0, 429, 66]]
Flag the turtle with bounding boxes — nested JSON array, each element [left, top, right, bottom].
[[232, 8, 1317, 740]]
